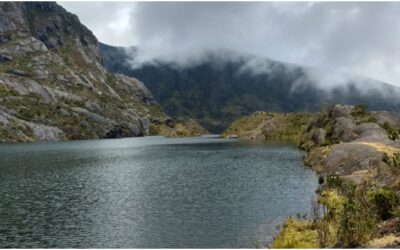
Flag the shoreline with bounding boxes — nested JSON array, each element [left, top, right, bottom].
[[223, 105, 400, 248]]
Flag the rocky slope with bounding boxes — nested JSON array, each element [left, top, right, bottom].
[[0, 2, 205, 142], [100, 43, 400, 133], [224, 105, 400, 248]]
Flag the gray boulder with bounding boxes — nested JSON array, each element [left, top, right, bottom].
[[333, 117, 357, 142], [311, 128, 326, 146], [354, 123, 390, 143], [323, 143, 383, 175], [331, 104, 354, 119]]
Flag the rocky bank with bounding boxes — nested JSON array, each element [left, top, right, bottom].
[[224, 104, 400, 248]]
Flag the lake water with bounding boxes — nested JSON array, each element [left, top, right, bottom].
[[0, 135, 317, 248]]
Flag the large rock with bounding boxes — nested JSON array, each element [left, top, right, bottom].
[[333, 117, 357, 142], [330, 104, 355, 119], [31, 124, 63, 141], [354, 123, 391, 143], [311, 128, 326, 146], [371, 111, 400, 129], [307, 142, 384, 175]]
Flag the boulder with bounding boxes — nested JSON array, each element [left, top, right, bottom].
[[311, 128, 326, 146], [333, 117, 357, 142], [323, 143, 384, 175], [354, 123, 390, 143], [330, 104, 354, 119], [371, 111, 400, 129], [31, 124, 63, 141]]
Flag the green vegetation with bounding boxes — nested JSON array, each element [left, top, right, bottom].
[[266, 104, 400, 248], [150, 118, 208, 137], [381, 122, 399, 140], [382, 152, 400, 170], [352, 104, 377, 124], [0, 120, 34, 142], [271, 218, 319, 248], [0, 85, 19, 98], [222, 112, 315, 144], [368, 187, 399, 220], [275, 176, 400, 248]]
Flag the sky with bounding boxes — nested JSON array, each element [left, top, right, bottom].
[[59, 2, 400, 86]]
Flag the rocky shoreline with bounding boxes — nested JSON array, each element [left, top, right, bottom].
[[224, 104, 400, 248]]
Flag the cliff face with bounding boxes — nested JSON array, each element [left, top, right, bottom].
[[0, 2, 169, 142]]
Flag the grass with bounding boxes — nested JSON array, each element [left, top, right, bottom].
[[271, 218, 319, 248], [151, 119, 207, 137], [367, 234, 400, 248], [222, 111, 314, 144]]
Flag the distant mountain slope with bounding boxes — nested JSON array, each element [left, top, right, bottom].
[[0, 2, 170, 142], [100, 45, 400, 133]]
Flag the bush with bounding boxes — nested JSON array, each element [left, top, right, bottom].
[[326, 174, 342, 189], [368, 187, 399, 220], [382, 122, 399, 140], [336, 183, 376, 247], [352, 104, 377, 124], [382, 152, 400, 170]]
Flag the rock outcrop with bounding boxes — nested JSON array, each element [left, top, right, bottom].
[[222, 111, 315, 143], [224, 104, 400, 248], [0, 2, 206, 142]]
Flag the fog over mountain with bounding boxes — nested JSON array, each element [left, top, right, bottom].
[[60, 2, 400, 87]]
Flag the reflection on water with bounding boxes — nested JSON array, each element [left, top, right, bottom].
[[0, 136, 317, 248]]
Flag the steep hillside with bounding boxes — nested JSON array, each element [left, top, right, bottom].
[[101, 44, 400, 133], [0, 2, 203, 142]]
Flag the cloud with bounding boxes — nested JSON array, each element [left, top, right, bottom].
[[60, 2, 400, 86], [58, 1, 137, 46], [131, 2, 400, 86]]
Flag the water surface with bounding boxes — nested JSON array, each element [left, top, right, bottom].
[[0, 136, 317, 248]]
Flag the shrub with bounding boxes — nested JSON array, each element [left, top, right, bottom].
[[336, 183, 376, 247], [381, 122, 399, 140], [352, 104, 377, 124], [326, 174, 343, 189], [368, 187, 399, 220], [382, 152, 400, 170]]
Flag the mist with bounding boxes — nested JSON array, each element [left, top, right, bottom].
[[60, 2, 400, 87], [129, 2, 400, 87]]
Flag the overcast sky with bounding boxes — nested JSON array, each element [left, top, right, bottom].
[[59, 2, 400, 86]]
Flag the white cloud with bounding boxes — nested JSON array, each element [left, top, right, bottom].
[[59, 2, 400, 86], [58, 1, 137, 46]]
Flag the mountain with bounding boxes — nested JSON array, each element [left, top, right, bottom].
[[100, 44, 400, 133], [0, 2, 204, 142]]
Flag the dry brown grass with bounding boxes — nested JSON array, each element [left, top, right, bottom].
[[366, 234, 400, 248], [353, 142, 400, 156]]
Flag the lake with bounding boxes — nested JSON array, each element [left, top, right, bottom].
[[0, 135, 317, 248]]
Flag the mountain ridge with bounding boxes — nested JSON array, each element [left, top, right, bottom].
[[100, 43, 400, 133]]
